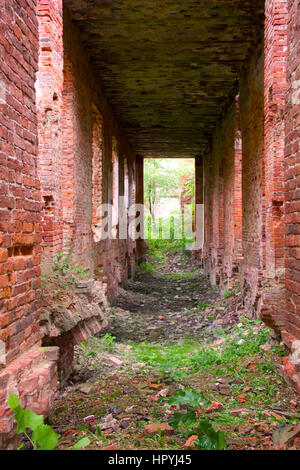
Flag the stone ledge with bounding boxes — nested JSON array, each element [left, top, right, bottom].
[[40, 279, 108, 338]]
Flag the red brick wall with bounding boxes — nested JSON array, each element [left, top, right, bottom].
[[92, 105, 103, 236], [36, 0, 63, 270], [0, 0, 59, 447], [203, 124, 223, 285], [62, 25, 94, 269], [0, 0, 41, 366], [284, 0, 300, 343], [36, 5, 137, 298], [239, 47, 265, 313], [260, 0, 288, 333], [203, 101, 241, 288], [233, 104, 243, 264], [222, 104, 241, 284], [61, 52, 75, 253]]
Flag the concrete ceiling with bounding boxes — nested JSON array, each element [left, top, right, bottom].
[[65, 0, 264, 157]]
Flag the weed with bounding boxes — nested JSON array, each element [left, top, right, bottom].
[[80, 339, 97, 358], [197, 302, 210, 311], [167, 389, 226, 450], [165, 273, 195, 279], [7, 394, 89, 451], [223, 289, 236, 299], [191, 325, 269, 370], [98, 333, 116, 352], [139, 261, 155, 275], [131, 339, 200, 380], [76, 424, 107, 445]]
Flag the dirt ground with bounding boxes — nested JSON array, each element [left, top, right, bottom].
[[45, 252, 300, 451]]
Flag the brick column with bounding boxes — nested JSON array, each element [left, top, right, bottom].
[[61, 54, 75, 253], [194, 156, 204, 257], [284, 0, 300, 345], [135, 155, 146, 262], [36, 0, 63, 270], [239, 43, 264, 315], [260, 0, 288, 333]]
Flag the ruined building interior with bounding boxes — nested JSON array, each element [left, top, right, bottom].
[[0, 0, 300, 449]]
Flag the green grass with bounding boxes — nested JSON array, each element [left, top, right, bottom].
[[197, 301, 210, 311], [131, 316, 271, 380], [191, 325, 269, 370], [138, 261, 155, 275], [164, 273, 196, 279], [131, 339, 201, 381]]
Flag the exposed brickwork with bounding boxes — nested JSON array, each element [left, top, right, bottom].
[[0, 0, 64, 447], [260, 0, 287, 333], [239, 47, 265, 313], [92, 105, 103, 239], [0, 0, 138, 448], [0, 345, 59, 448], [0, 0, 41, 365], [36, 0, 63, 271], [284, 0, 300, 342], [3, 0, 300, 450], [36, 4, 138, 300], [282, 0, 300, 390], [203, 101, 242, 289]]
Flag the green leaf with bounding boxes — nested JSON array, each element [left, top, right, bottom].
[[194, 420, 227, 450], [23, 409, 44, 431], [168, 389, 206, 408], [32, 424, 59, 450], [169, 409, 197, 429], [8, 393, 20, 410], [9, 400, 26, 435], [72, 437, 90, 450]]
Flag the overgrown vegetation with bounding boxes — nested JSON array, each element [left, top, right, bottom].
[[131, 316, 271, 378], [35, 243, 298, 451], [41, 253, 89, 305], [167, 389, 226, 450], [8, 394, 90, 450], [144, 158, 195, 250]]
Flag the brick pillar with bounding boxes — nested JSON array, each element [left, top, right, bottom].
[[260, 0, 288, 333], [204, 140, 225, 286], [217, 158, 225, 284], [239, 43, 264, 315], [135, 155, 146, 262], [36, 0, 64, 271], [203, 101, 242, 289], [194, 156, 204, 258], [222, 102, 242, 288], [233, 111, 243, 264], [284, 0, 300, 344], [127, 155, 136, 275], [203, 154, 212, 276], [61, 54, 75, 254], [195, 156, 204, 206], [92, 105, 103, 237]]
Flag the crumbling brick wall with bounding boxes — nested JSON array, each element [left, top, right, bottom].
[[0, 0, 41, 366], [203, 1, 295, 368], [0, 0, 58, 448], [284, 0, 300, 345], [36, 4, 138, 296], [239, 46, 265, 314], [259, 0, 287, 334], [203, 101, 242, 289], [36, 0, 64, 272]]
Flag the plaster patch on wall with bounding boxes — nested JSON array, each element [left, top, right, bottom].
[[0, 81, 6, 104]]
